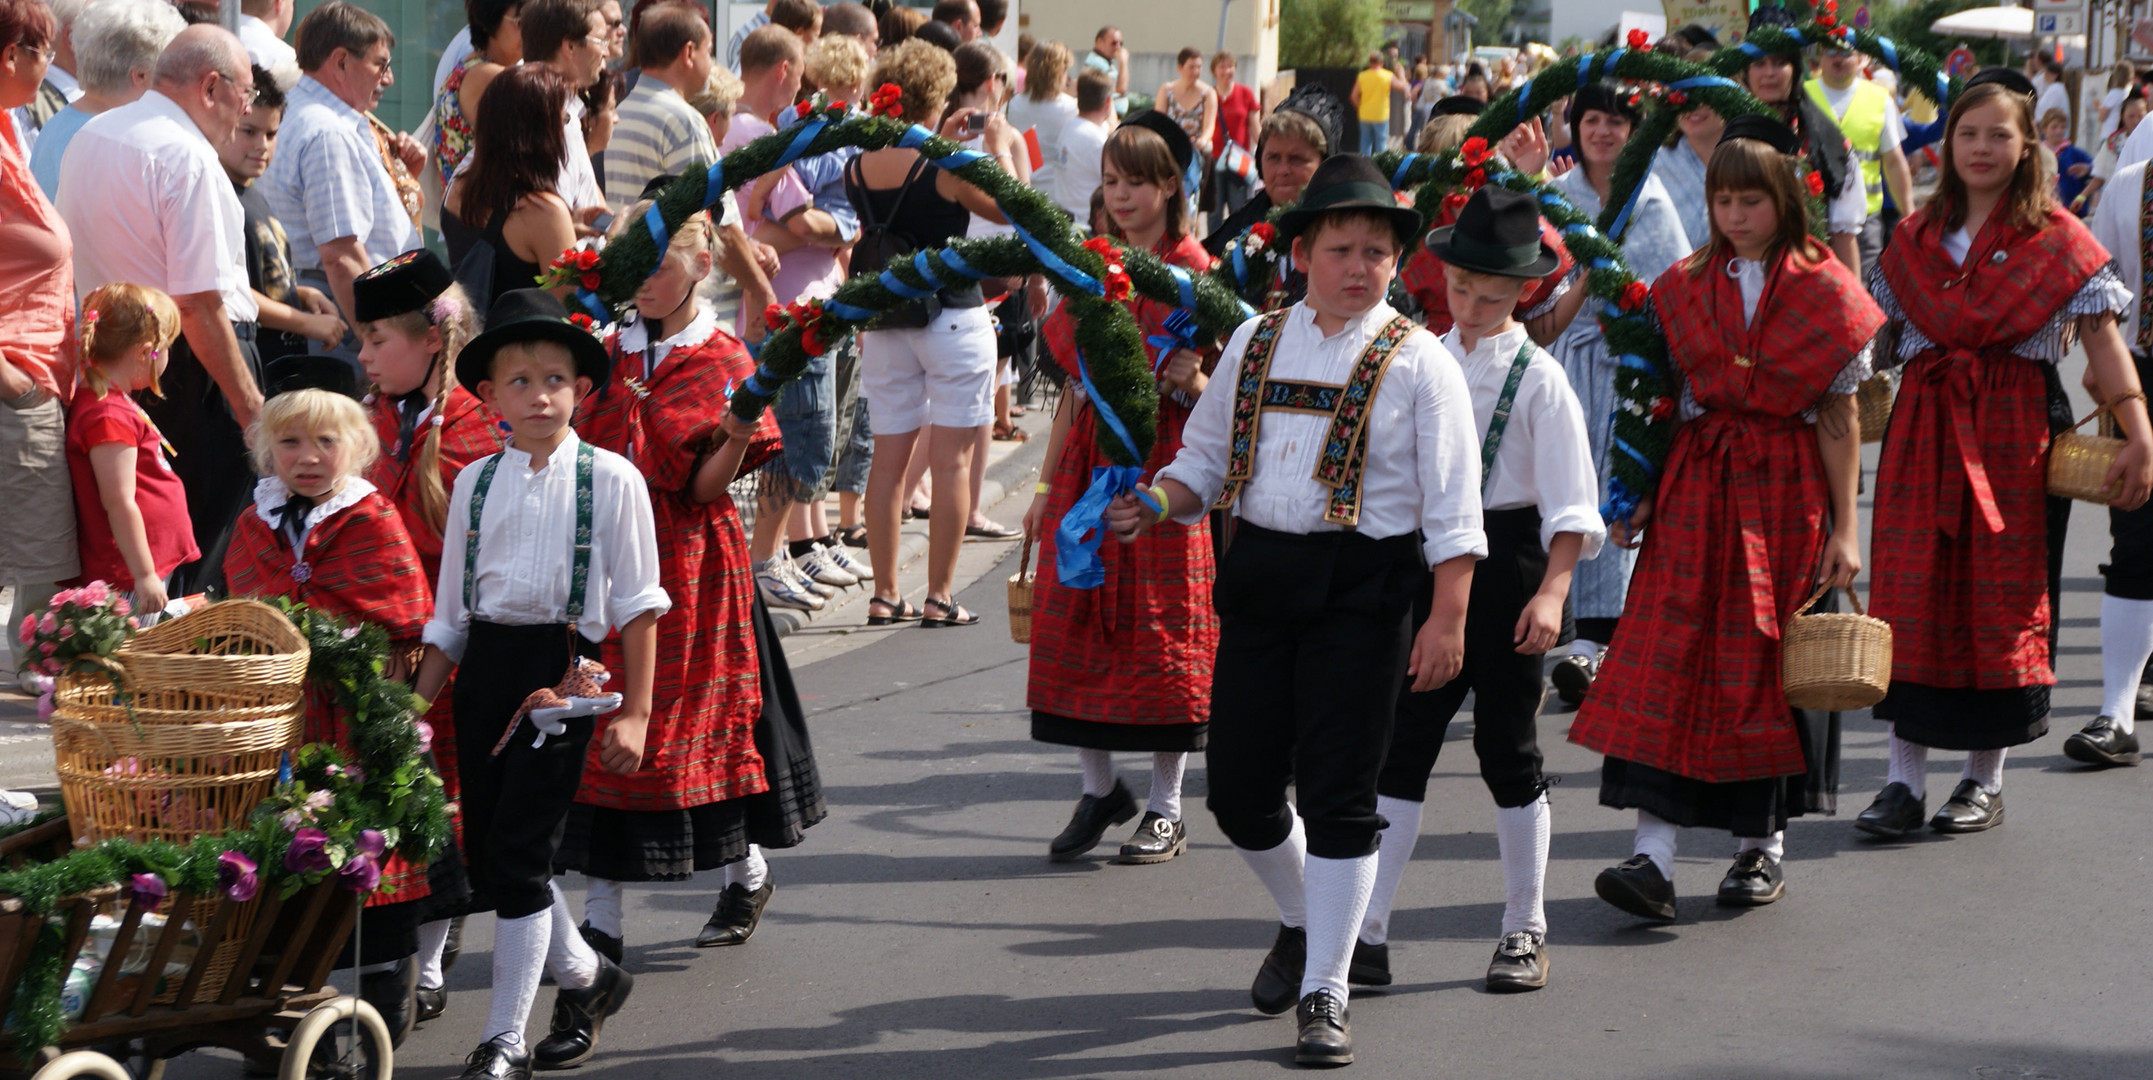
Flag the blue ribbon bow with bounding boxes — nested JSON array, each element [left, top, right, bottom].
[[1145, 308, 1200, 373], [1054, 348, 1162, 588]]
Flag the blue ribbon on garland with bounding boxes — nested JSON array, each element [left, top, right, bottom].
[[911, 251, 946, 290], [572, 287, 609, 322], [1012, 221, 1103, 295], [1875, 35, 1900, 72], [1145, 308, 1200, 372], [644, 202, 672, 261], [1664, 75, 1740, 94], [703, 159, 724, 209], [1391, 153, 1421, 190], [938, 247, 989, 280], [1165, 264, 1197, 312], [824, 298, 876, 321], [1515, 79, 1534, 125], [1230, 240, 1250, 289], [1054, 348, 1161, 589]]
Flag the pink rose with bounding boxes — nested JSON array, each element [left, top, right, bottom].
[[113, 597, 130, 616], [82, 582, 110, 606], [39, 641, 56, 656], [414, 720, 433, 755], [39, 613, 56, 634], [17, 614, 33, 644], [58, 624, 73, 640]]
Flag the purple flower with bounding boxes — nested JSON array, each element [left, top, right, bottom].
[[336, 853, 381, 893], [129, 872, 167, 909], [36, 691, 53, 720], [284, 827, 332, 875], [345, 764, 366, 785], [414, 720, 433, 755], [217, 850, 260, 903], [354, 829, 386, 859]]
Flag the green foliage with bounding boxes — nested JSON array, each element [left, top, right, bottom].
[[1457, 0, 1528, 50], [1280, 0, 1387, 68]]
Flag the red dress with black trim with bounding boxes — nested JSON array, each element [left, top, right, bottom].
[[1400, 216, 1573, 335], [571, 325, 781, 811], [224, 483, 436, 907], [1870, 207, 2113, 749], [1028, 234, 1220, 750], [1570, 249, 1882, 785]]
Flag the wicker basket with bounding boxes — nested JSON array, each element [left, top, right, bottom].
[[113, 599, 309, 710], [1855, 372, 1894, 444], [51, 708, 300, 845], [2048, 401, 2127, 505], [1782, 584, 1893, 711], [1007, 534, 1037, 645]]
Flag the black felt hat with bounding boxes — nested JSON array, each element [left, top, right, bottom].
[[1675, 23, 1720, 50], [457, 289, 611, 392], [1425, 185, 1561, 279], [1965, 66, 2037, 99], [1719, 112, 1803, 155], [263, 354, 363, 400], [1118, 108, 1197, 178], [1272, 82, 1348, 158], [1272, 154, 1422, 247], [1567, 82, 1638, 131], [1747, 2, 1797, 32], [352, 249, 455, 324], [1434, 95, 1485, 118]]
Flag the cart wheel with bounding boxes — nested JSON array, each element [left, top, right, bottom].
[[29, 1051, 132, 1080], [280, 996, 393, 1080]]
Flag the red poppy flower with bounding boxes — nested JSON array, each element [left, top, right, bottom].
[[1805, 170, 1825, 197], [1626, 28, 1649, 49], [795, 100, 813, 119], [1650, 396, 1675, 420], [574, 249, 600, 271], [800, 326, 824, 355], [1082, 235, 1118, 259], [1248, 222, 1277, 245], [1102, 267, 1131, 302], [1822, 0, 1837, 13], [569, 314, 597, 333], [764, 304, 788, 332], [1620, 280, 1649, 311], [1667, 91, 1688, 107], [1816, 13, 1836, 28], [868, 83, 904, 118], [1463, 167, 1487, 190], [1460, 136, 1491, 166], [1440, 192, 1469, 219], [580, 272, 601, 290]]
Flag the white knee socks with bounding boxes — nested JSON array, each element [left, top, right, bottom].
[[1234, 812, 1307, 929], [1300, 854, 1377, 1004], [1078, 749, 1115, 798], [1634, 810, 1678, 879], [2101, 595, 2153, 732], [1736, 832, 1785, 863], [1961, 748, 2007, 795], [1358, 795, 1424, 946], [1146, 752, 1185, 822], [725, 845, 768, 893], [1496, 796, 1551, 939], [415, 918, 453, 992], [1887, 727, 1930, 800], [584, 878, 625, 939], [546, 881, 600, 990], [484, 909, 550, 1047]]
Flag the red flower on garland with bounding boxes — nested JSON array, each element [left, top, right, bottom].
[[1619, 280, 1649, 311], [1667, 90, 1688, 106], [1626, 93, 1642, 110], [1626, 28, 1649, 49], [580, 272, 601, 290], [1805, 170, 1825, 197], [1459, 136, 1491, 167], [1247, 222, 1277, 246], [1650, 396, 1675, 420], [575, 249, 600, 271], [1463, 167, 1487, 190], [1822, 0, 1838, 14], [1440, 191, 1469, 220], [794, 100, 813, 120], [1816, 13, 1836, 28], [868, 83, 904, 118], [764, 303, 788, 332], [568, 313, 598, 334], [1082, 235, 1119, 259]]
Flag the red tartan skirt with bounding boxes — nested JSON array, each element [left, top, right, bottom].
[[1569, 411, 1827, 783], [1027, 403, 1218, 730], [1869, 351, 2059, 691]]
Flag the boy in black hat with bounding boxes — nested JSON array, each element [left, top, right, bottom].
[[413, 289, 667, 1080], [1108, 154, 1485, 1068], [1353, 185, 1603, 994]]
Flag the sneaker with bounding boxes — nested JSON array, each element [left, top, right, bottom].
[[794, 554, 839, 597], [756, 556, 825, 612], [797, 542, 860, 589], [823, 539, 874, 581]]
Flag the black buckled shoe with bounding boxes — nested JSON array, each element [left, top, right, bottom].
[[1715, 850, 1785, 906], [1484, 931, 1549, 992], [578, 922, 623, 965], [1294, 990, 1353, 1067], [695, 877, 775, 948], [1929, 778, 2004, 833], [358, 956, 417, 1048], [1594, 854, 1676, 922], [2063, 716, 2142, 767], [1116, 811, 1186, 864], [415, 986, 448, 1024], [1853, 782, 1927, 839], [460, 1039, 532, 1080], [1251, 924, 1307, 1015], [1048, 780, 1138, 861], [532, 954, 635, 1070], [1346, 939, 1390, 987], [1550, 654, 1595, 706]]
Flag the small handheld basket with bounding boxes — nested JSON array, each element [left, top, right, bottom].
[[1855, 372, 1895, 444], [1782, 584, 1893, 711], [2048, 400, 2129, 505], [1007, 533, 1036, 645]]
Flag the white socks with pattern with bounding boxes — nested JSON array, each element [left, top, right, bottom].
[[2101, 595, 2153, 732], [1078, 749, 1115, 798], [1961, 749, 2007, 795], [1496, 796, 1551, 938], [545, 881, 600, 990], [1235, 812, 1308, 929], [1358, 795, 1423, 946], [725, 845, 768, 893], [1633, 810, 1678, 879], [415, 919, 452, 993], [583, 878, 625, 939], [1147, 753, 1185, 822], [1887, 727, 1929, 800], [1301, 854, 1377, 1004], [483, 909, 549, 1048]]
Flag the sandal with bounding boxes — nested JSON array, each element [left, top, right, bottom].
[[866, 597, 924, 626], [919, 597, 980, 628], [833, 524, 869, 548]]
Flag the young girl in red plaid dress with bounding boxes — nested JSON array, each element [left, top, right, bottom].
[[224, 384, 466, 1041], [1022, 116, 1219, 865], [1854, 77, 2153, 839], [1570, 117, 1880, 921], [556, 202, 824, 968]]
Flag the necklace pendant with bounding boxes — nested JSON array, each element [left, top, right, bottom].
[[291, 560, 313, 583]]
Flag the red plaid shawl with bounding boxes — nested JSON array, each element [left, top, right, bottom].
[[366, 387, 504, 585], [1571, 250, 1881, 783], [1871, 208, 2110, 689], [1031, 235, 1219, 725], [571, 327, 776, 811], [1399, 216, 1572, 335]]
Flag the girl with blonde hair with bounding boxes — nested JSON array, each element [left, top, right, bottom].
[[64, 283, 190, 614]]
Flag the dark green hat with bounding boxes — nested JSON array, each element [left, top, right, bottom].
[[457, 289, 611, 391], [1272, 154, 1422, 248]]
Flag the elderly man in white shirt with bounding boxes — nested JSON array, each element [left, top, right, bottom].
[[259, 2, 418, 358], [57, 24, 262, 593], [235, 0, 297, 80]]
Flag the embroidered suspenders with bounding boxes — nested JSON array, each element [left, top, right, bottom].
[[2138, 171, 2153, 354], [462, 440, 597, 620], [1478, 342, 1537, 495], [1213, 311, 1419, 527]]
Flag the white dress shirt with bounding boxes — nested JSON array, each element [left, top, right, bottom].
[[57, 90, 257, 320], [2091, 159, 2148, 347], [1158, 301, 1488, 567], [1438, 324, 1605, 560], [559, 94, 606, 211], [237, 15, 297, 75], [261, 76, 419, 273], [423, 431, 670, 661]]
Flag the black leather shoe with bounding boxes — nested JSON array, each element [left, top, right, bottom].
[[578, 922, 623, 965], [1250, 924, 1307, 1015], [532, 955, 635, 1070], [1484, 931, 1549, 992], [358, 956, 417, 1048], [1550, 654, 1595, 706], [1594, 855, 1676, 922], [1294, 990, 1353, 1067], [1853, 782, 1927, 838], [1715, 850, 1785, 906], [1929, 778, 2004, 833], [460, 1040, 532, 1080], [2063, 716, 2142, 767], [1346, 939, 1390, 987], [415, 986, 448, 1024], [1048, 780, 1137, 861], [442, 915, 464, 973], [696, 878, 775, 948], [1116, 811, 1186, 864]]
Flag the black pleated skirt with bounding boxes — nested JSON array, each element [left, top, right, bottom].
[[1598, 705, 1841, 839]]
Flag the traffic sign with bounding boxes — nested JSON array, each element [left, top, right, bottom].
[[2036, 12, 2083, 34], [2032, 0, 2078, 11]]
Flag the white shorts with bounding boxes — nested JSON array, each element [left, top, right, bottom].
[[859, 305, 997, 433]]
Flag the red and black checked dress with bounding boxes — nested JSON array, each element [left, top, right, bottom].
[[1568, 249, 1882, 835], [1870, 208, 2117, 749], [1400, 215, 1574, 336], [1028, 234, 1220, 753], [556, 321, 823, 881]]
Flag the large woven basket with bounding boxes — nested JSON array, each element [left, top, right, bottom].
[[1007, 534, 1037, 645], [1855, 372, 1894, 444], [1782, 584, 1893, 711], [113, 599, 309, 710], [50, 709, 300, 845], [2048, 401, 2127, 505]]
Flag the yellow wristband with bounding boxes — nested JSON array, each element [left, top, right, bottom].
[[1152, 484, 1171, 523], [1035, 481, 1051, 494]]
